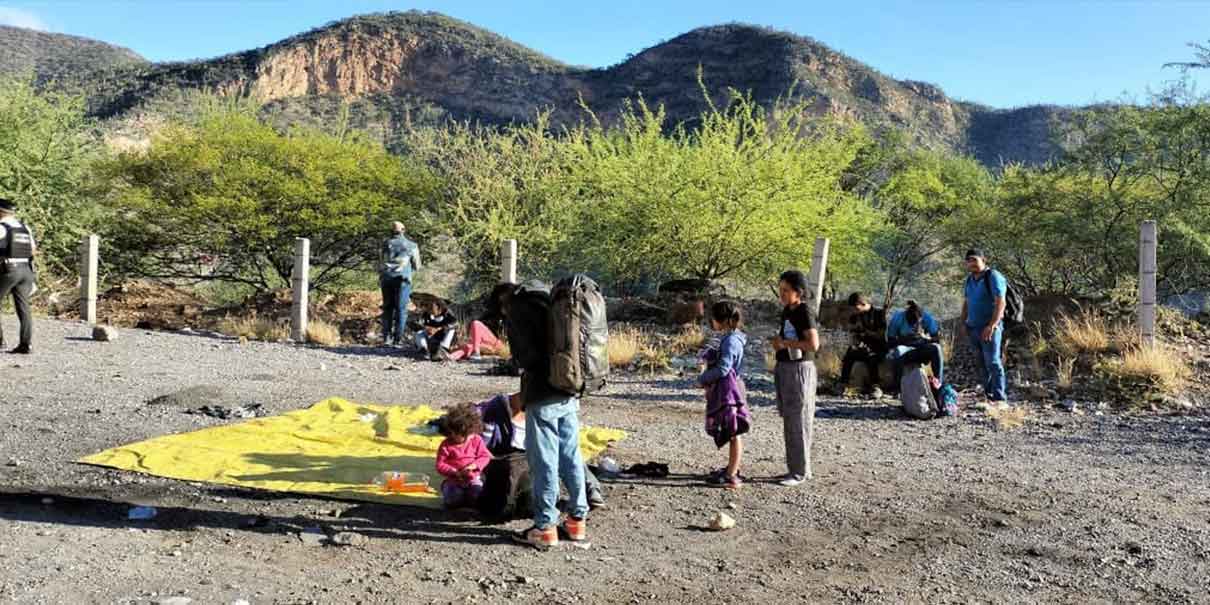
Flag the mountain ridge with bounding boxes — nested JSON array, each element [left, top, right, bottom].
[[0, 11, 1071, 166]]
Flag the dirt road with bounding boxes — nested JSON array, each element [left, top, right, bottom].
[[2, 318, 1208, 604]]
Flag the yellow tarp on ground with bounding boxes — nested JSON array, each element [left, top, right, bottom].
[[78, 398, 625, 508]]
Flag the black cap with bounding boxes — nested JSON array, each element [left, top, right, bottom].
[[0, 197, 14, 212], [964, 248, 985, 260]]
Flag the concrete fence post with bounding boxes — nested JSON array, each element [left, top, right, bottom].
[[806, 237, 830, 317], [290, 237, 310, 342], [78, 234, 99, 324], [1139, 220, 1157, 347], [501, 239, 517, 284]]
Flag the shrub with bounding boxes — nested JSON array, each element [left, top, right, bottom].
[[670, 325, 707, 355], [816, 348, 841, 381], [1056, 356, 1075, 390], [1054, 313, 1112, 356], [101, 104, 435, 292], [306, 319, 342, 346], [1112, 344, 1191, 394], [219, 316, 288, 343], [608, 326, 648, 369]]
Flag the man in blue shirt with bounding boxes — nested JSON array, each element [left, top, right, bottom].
[[379, 221, 421, 347], [960, 248, 1008, 401]]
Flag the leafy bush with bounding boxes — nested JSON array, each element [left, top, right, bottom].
[[0, 76, 104, 276], [100, 105, 436, 292]]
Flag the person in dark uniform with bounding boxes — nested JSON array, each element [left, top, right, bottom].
[[0, 197, 36, 354]]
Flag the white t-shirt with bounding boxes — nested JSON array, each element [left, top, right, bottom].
[[0, 217, 35, 251], [510, 420, 527, 451]]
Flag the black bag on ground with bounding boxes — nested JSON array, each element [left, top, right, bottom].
[[549, 274, 610, 395], [477, 451, 531, 520]]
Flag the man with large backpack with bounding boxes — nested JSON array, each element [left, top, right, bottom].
[[504, 276, 609, 550], [961, 248, 1017, 401]]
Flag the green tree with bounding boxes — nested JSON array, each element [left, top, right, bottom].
[[0, 76, 103, 276], [101, 108, 435, 292], [400, 114, 578, 288], [566, 92, 878, 291], [846, 133, 993, 307]]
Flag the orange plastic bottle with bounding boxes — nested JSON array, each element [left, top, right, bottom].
[[372, 471, 430, 494]]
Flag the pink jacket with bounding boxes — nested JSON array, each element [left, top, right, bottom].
[[435, 434, 492, 482]]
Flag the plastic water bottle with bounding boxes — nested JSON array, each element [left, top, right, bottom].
[[372, 471, 430, 493]]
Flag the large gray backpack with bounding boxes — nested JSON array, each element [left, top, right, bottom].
[[549, 274, 609, 395], [900, 366, 938, 420]]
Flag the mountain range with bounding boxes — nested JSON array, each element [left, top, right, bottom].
[[0, 12, 1075, 166]]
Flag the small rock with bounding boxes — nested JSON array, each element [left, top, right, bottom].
[[516, 576, 534, 585], [92, 325, 119, 342], [384, 364, 403, 371], [156, 598, 192, 605], [330, 532, 368, 547], [726, 502, 737, 510], [170, 550, 183, 557], [708, 511, 736, 531], [231, 600, 251, 605], [6, 458, 19, 467], [40, 497, 53, 505], [1125, 541, 1144, 555]]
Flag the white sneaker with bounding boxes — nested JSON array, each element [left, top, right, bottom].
[[778, 475, 805, 487]]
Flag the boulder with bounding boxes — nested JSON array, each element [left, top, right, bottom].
[[92, 325, 119, 342]]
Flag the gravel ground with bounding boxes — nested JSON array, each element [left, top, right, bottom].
[[2, 317, 1209, 604]]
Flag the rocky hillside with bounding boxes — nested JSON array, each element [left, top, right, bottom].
[[0, 25, 146, 83], [1, 12, 1070, 165]]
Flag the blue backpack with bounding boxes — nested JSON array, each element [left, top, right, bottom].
[[936, 383, 959, 417]]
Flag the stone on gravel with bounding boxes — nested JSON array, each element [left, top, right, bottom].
[[331, 531, 368, 547], [156, 598, 192, 605], [92, 325, 119, 342], [709, 512, 736, 531]]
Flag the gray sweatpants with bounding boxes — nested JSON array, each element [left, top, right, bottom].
[[774, 360, 817, 480]]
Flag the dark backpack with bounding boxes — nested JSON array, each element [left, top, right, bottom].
[[549, 274, 610, 395], [477, 452, 531, 520], [982, 269, 1025, 327]]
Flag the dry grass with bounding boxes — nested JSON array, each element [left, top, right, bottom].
[[669, 325, 707, 355], [1054, 312, 1113, 356], [987, 405, 1028, 431], [493, 340, 511, 361], [306, 319, 342, 346], [816, 348, 841, 381], [608, 326, 649, 369], [1056, 356, 1075, 389], [219, 316, 289, 343], [1111, 344, 1191, 393]]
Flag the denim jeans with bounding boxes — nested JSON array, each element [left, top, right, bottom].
[[379, 276, 412, 344], [966, 324, 1006, 400], [890, 343, 945, 385], [525, 395, 587, 528]]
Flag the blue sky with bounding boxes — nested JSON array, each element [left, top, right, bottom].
[[1, 0, 1206, 108]]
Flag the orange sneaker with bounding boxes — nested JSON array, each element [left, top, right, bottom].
[[512, 525, 558, 550], [560, 516, 587, 542]]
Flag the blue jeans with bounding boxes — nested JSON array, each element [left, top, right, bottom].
[[379, 276, 412, 344], [525, 395, 587, 528], [966, 324, 1006, 400], [890, 343, 945, 385]]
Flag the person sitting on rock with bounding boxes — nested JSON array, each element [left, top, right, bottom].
[[409, 299, 458, 361], [835, 293, 888, 397], [886, 300, 944, 388]]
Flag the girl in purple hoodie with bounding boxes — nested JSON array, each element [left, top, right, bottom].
[[698, 301, 750, 490]]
